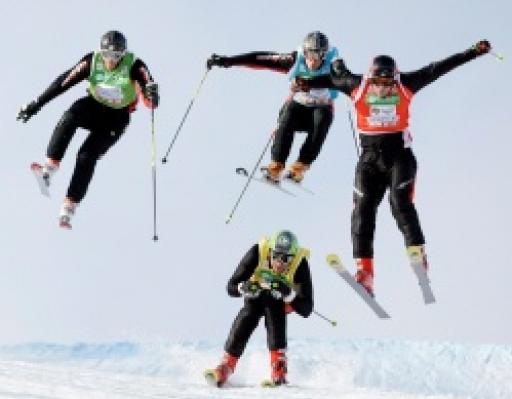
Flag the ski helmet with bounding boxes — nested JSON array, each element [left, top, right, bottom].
[[302, 31, 329, 56], [270, 230, 299, 257], [369, 55, 397, 78], [100, 30, 127, 53]]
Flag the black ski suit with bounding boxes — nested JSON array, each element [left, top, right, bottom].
[[306, 46, 485, 258], [223, 244, 313, 358], [33, 52, 155, 203], [219, 52, 335, 166]]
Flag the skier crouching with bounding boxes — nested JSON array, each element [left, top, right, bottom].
[[17, 30, 159, 229], [205, 230, 313, 387], [297, 40, 491, 296]]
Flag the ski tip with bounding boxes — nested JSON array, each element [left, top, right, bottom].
[[326, 253, 341, 266]]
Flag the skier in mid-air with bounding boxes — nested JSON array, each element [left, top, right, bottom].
[[297, 40, 491, 296], [204, 230, 313, 387], [17, 30, 159, 229], [207, 31, 341, 184]]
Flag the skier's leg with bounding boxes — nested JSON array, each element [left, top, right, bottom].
[[224, 301, 264, 358], [265, 101, 305, 181], [351, 151, 387, 258], [46, 97, 92, 165], [389, 149, 428, 270], [66, 118, 128, 204], [264, 302, 287, 384], [388, 149, 425, 247], [40, 98, 91, 185], [289, 104, 333, 181]]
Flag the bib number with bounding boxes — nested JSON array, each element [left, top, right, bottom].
[[94, 84, 124, 105], [367, 104, 398, 127]]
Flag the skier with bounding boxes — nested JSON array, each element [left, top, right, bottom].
[[16, 30, 159, 229], [207, 31, 340, 184], [297, 40, 491, 296], [204, 230, 313, 387]]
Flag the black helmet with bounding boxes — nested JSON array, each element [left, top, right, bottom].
[[370, 55, 396, 78], [270, 230, 299, 256], [302, 31, 329, 55], [100, 30, 127, 53]]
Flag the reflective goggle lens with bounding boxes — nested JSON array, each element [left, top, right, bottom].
[[101, 49, 126, 62], [272, 251, 293, 263], [369, 76, 395, 86]]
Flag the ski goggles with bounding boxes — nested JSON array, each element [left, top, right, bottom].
[[100, 49, 126, 62], [271, 251, 293, 263], [368, 76, 396, 86], [304, 49, 326, 61]]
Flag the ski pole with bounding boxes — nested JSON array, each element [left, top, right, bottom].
[[161, 69, 210, 164], [313, 310, 337, 327], [151, 108, 158, 241], [346, 99, 360, 157], [225, 132, 274, 224]]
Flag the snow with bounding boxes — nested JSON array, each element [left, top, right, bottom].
[[0, 339, 510, 399]]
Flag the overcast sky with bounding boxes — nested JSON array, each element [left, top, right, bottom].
[[0, 0, 510, 346]]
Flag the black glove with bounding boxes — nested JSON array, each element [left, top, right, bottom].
[[270, 280, 292, 301], [207, 53, 232, 69], [291, 77, 310, 92], [238, 281, 262, 299], [331, 59, 348, 78], [144, 82, 159, 108], [17, 100, 41, 123], [473, 40, 491, 55]]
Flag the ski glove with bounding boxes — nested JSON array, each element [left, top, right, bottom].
[[331, 59, 349, 78], [17, 100, 41, 123], [291, 77, 310, 92], [238, 281, 262, 299], [473, 40, 491, 55], [207, 54, 232, 69], [270, 280, 296, 303], [144, 82, 159, 108]]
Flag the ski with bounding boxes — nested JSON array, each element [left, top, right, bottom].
[[30, 162, 50, 197], [235, 167, 296, 196], [282, 174, 315, 195], [407, 247, 436, 304], [326, 253, 391, 319]]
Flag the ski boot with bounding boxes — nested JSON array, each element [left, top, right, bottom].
[[355, 258, 374, 297], [262, 349, 288, 387], [284, 161, 309, 183], [204, 353, 238, 387], [30, 161, 58, 197], [261, 161, 284, 184], [407, 245, 429, 272], [59, 199, 77, 230]]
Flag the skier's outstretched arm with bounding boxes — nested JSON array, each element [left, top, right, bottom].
[[17, 53, 93, 122], [401, 40, 491, 93], [207, 51, 296, 73], [286, 259, 314, 318], [226, 244, 259, 297]]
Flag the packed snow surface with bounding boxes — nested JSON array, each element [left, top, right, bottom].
[[0, 339, 510, 399]]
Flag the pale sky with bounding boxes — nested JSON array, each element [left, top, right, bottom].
[[0, 0, 510, 345]]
